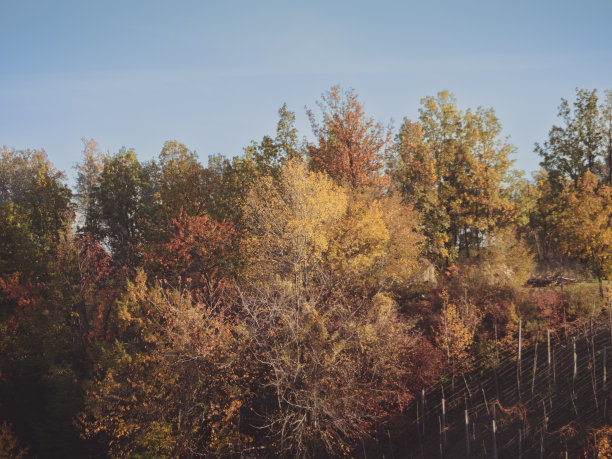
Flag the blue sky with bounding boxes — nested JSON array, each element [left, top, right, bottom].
[[1, 0, 611, 184]]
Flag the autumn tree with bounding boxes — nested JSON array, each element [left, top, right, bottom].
[[242, 158, 348, 289], [240, 158, 421, 456], [391, 91, 516, 266], [536, 88, 605, 189], [0, 147, 72, 253], [91, 148, 150, 265], [80, 272, 251, 457], [154, 141, 210, 220], [600, 90, 612, 185], [0, 149, 97, 457], [435, 290, 477, 377], [307, 86, 392, 191], [144, 211, 238, 307], [206, 104, 302, 224], [74, 138, 106, 233], [241, 286, 416, 457], [556, 172, 612, 295]]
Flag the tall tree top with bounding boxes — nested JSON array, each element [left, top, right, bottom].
[[307, 86, 392, 191]]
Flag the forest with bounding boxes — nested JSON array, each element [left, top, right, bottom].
[[1, 86, 612, 458]]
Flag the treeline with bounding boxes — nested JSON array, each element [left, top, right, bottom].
[[1, 86, 611, 457]]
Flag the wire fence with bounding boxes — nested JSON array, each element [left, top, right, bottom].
[[385, 322, 612, 458]]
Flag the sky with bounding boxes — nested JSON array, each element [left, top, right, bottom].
[[1, 0, 611, 186]]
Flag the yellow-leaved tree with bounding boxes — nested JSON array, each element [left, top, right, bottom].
[[240, 159, 422, 457], [557, 171, 612, 296], [242, 158, 348, 290], [327, 193, 422, 293], [436, 291, 478, 377]]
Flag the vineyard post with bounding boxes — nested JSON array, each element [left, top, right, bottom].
[[553, 347, 557, 384], [604, 346, 607, 419], [441, 397, 447, 448], [573, 336, 577, 396], [464, 409, 470, 456], [590, 321, 598, 409], [421, 389, 426, 436], [532, 335, 539, 395], [547, 329, 551, 388], [494, 323, 500, 400], [604, 346, 608, 392], [438, 416, 443, 459], [517, 319, 522, 400], [491, 419, 498, 459], [482, 387, 489, 416], [416, 400, 420, 443], [518, 428, 522, 459]]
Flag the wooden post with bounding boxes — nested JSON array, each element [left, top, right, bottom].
[[573, 336, 578, 389], [591, 328, 599, 409], [464, 409, 470, 456], [491, 419, 498, 459], [547, 329, 551, 381], [421, 389, 426, 437], [438, 416, 443, 459], [532, 337, 539, 395], [539, 434, 545, 459], [604, 346, 608, 419], [518, 428, 522, 459], [604, 346, 608, 393], [463, 376, 473, 408], [517, 319, 522, 400], [416, 399, 420, 441], [494, 323, 500, 400], [441, 397, 447, 448], [553, 347, 557, 384], [482, 387, 490, 416]]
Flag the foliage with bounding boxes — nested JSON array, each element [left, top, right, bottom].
[[327, 193, 422, 293], [0, 147, 72, 255], [308, 86, 392, 191], [434, 290, 477, 376], [242, 286, 416, 457], [144, 211, 237, 305], [556, 172, 612, 293], [536, 88, 605, 189], [474, 228, 535, 287], [242, 158, 348, 288], [90, 148, 150, 264], [80, 272, 251, 458], [0, 422, 28, 459], [5, 85, 612, 457], [391, 91, 516, 266]]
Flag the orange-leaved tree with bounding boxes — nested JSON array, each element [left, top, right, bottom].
[[307, 86, 392, 191]]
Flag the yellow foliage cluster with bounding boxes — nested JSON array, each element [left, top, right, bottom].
[[242, 158, 348, 288], [242, 158, 422, 294], [436, 291, 477, 374]]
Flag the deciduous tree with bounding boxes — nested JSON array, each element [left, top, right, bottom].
[[308, 86, 392, 191], [392, 91, 515, 266], [536, 88, 604, 188]]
